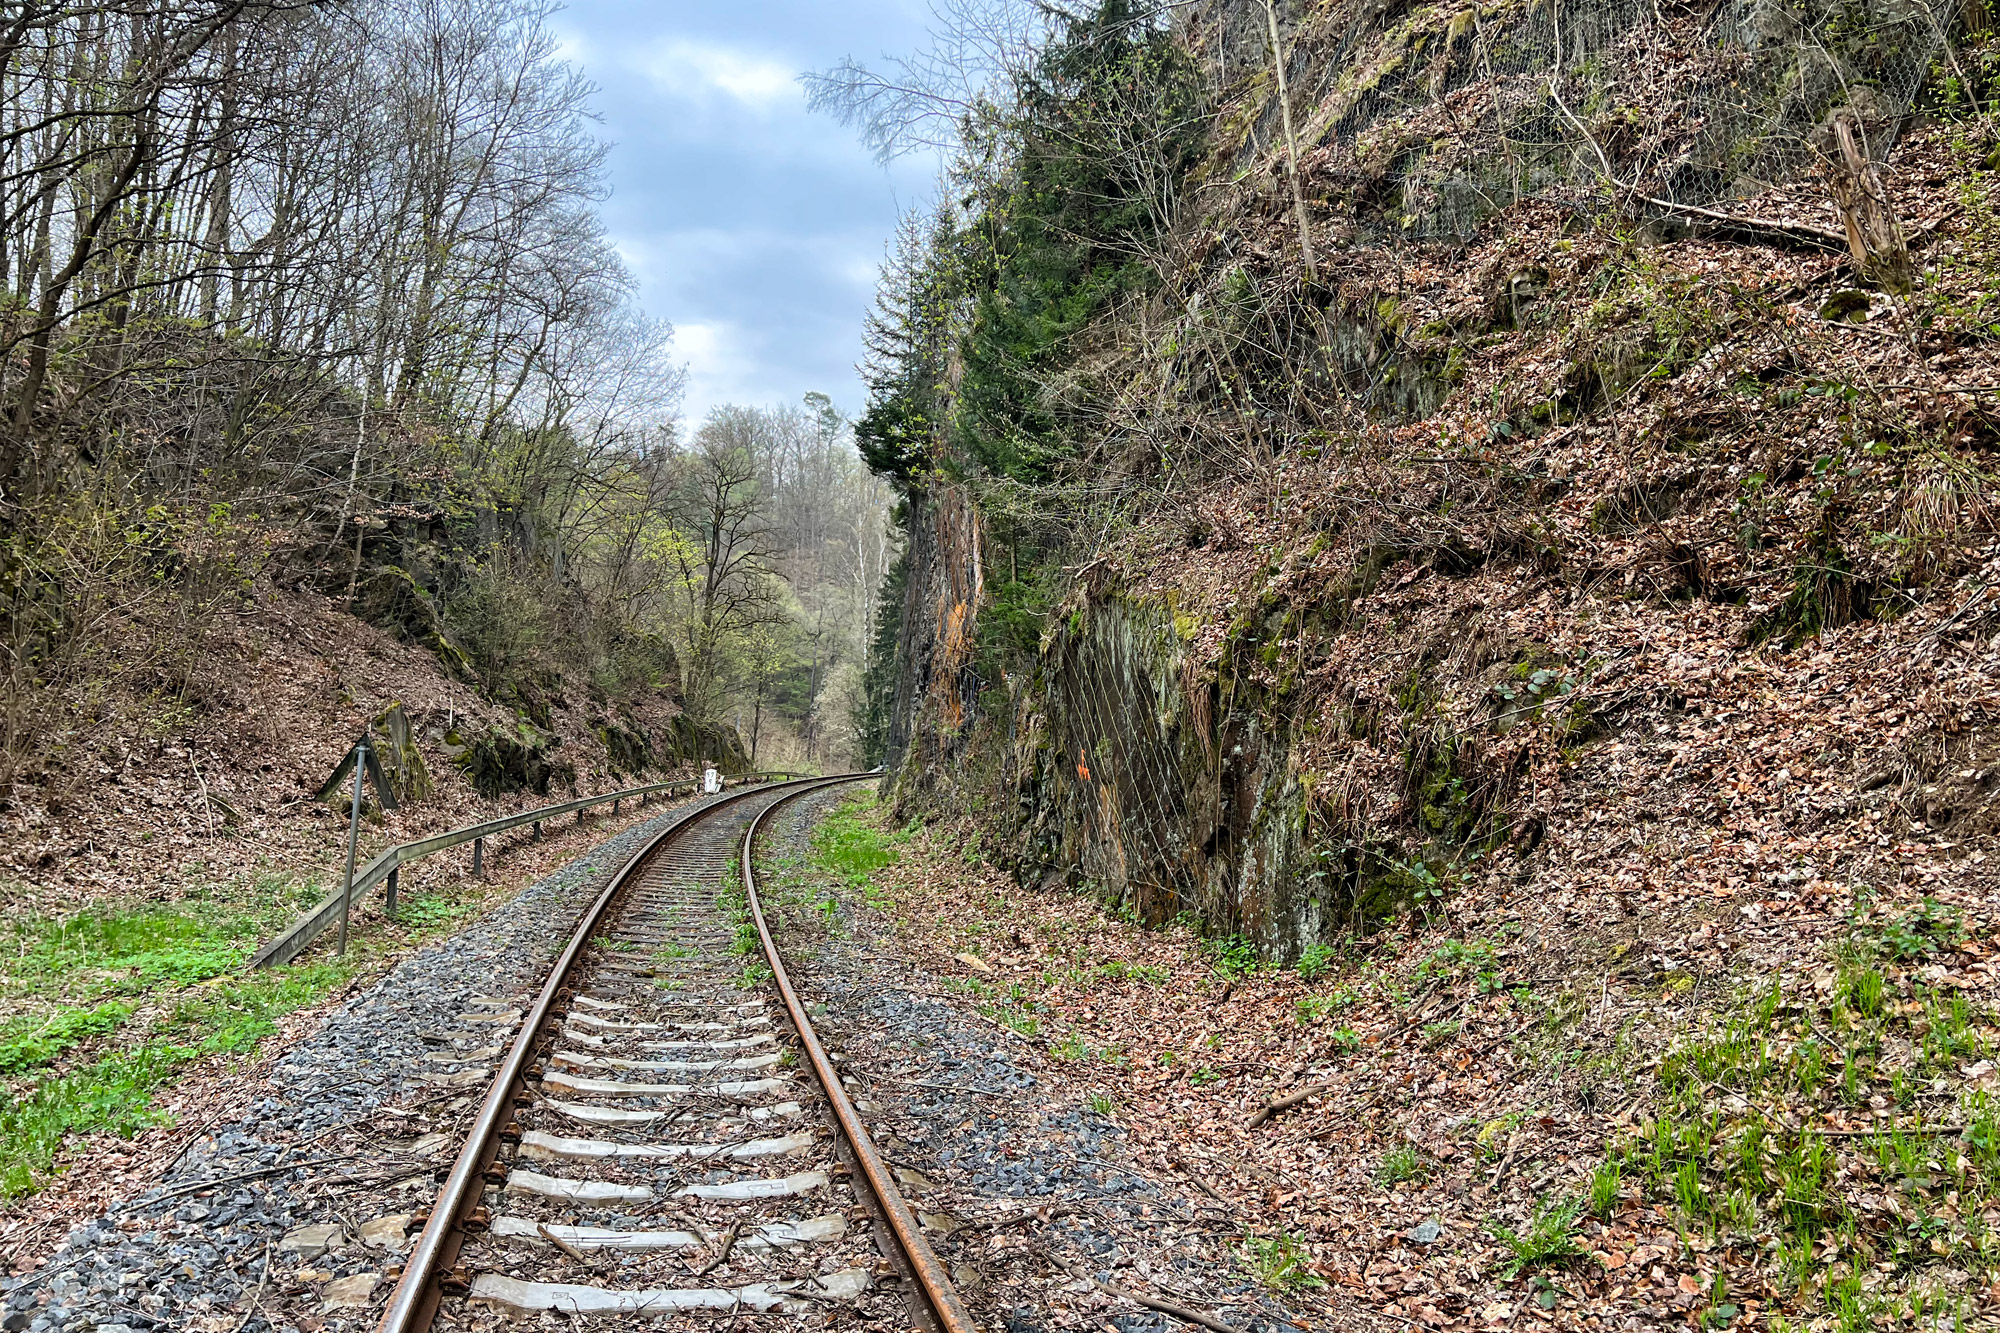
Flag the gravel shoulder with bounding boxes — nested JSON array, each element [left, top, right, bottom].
[[757, 786, 1318, 1333]]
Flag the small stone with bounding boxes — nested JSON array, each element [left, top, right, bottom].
[[1406, 1220, 1442, 1245], [357, 1215, 412, 1250], [414, 1069, 485, 1087], [893, 1167, 936, 1190], [918, 1212, 963, 1236], [407, 1133, 449, 1156], [278, 1224, 342, 1262], [320, 1273, 380, 1311]]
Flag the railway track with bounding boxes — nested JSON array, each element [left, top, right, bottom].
[[374, 774, 976, 1333]]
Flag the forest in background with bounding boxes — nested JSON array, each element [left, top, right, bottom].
[[0, 0, 893, 797]]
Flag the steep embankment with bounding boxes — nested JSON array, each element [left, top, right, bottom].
[[2, 582, 732, 916], [0, 582, 742, 1240], [873, 0, 2000, 1326]]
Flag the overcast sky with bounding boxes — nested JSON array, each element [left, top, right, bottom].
[[549, 0, 939, 431]]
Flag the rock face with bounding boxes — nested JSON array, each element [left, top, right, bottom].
[[368, 702, 431, 805], [876, 0, 1959, 961], [314, 702, 432, 811], [353, 563, 473, 679], [978, 596, 1335, 956], [445, 720, 575, 798]]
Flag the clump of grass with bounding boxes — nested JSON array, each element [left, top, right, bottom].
[[1376, 1144, 1424, 1186], [1487, 1196, 1587, 1278], [1240, 1232, 1325, 1291], [983, 1003, 1039, 1037], [1589, 1156, 1622, 1217]]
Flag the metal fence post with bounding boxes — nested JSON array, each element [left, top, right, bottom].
[[533, 820, 542, 841], [472, 836, 484, 880], [335, 737, 369, 956], [385, 865, 399, 918]]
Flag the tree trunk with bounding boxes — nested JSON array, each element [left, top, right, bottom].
[[1824, 111, 1911, 294]]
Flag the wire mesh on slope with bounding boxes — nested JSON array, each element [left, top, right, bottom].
[[1285, 0, 1953, 238], [1052, 617, 1202, 920]]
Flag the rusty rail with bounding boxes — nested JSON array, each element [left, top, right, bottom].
[[740, 780, 979, 1333]]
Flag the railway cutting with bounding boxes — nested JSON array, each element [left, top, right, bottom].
[[377, 773, 970, 1332]]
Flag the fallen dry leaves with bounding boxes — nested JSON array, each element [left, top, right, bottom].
[[864, 805, 2000, 1332]]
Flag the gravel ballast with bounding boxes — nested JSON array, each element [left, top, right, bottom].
[[7, 785, 1313, 1333], [757, 787, 1311, 1333], [1, 792, 735, 1333]]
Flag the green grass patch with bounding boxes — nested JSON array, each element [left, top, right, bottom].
[[0, 874, 372, 1199], [810, 796, 898, 904], [1606, 915, 2000, 1323], [0, 1046, 185, 1198], [0, 1001, 136, 1075]]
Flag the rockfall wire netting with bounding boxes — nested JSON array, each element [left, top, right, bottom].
[[1052, 617, 1203, 918], [1282, 0, 1955, 237]]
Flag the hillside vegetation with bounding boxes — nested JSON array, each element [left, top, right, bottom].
[[0, 0, 888, 1221], [842, 0, 2000, 1325]]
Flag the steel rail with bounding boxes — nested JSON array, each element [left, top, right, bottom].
[[373, 775, 824, 1333], [741, 778, 979, 1333], [252, 770, 798, 968]]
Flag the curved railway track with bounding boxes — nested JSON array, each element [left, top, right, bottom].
[[374, 774, 976, 1333]]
